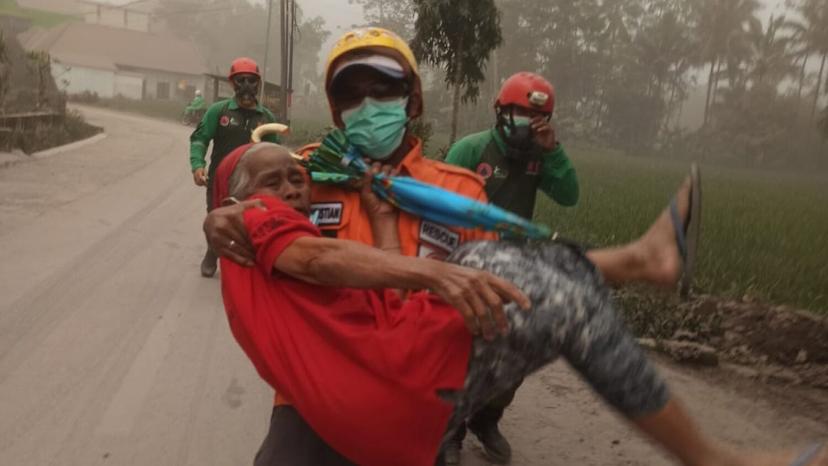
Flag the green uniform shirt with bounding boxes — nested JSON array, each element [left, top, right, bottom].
[[185, 95, 206, 113], [445, 129, 578, 218], [189, 98, 280, 172]]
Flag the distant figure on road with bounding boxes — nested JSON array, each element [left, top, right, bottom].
[[183, 89, 207, 124], [188, 57, 280, 277]]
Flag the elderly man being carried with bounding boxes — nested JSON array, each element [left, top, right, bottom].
[[211, 141, 825, 466]]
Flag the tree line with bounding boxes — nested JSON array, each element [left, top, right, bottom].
[[352, 0, 828, 170]]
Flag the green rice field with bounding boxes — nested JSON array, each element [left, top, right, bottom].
[[533, 147, 828, 313]]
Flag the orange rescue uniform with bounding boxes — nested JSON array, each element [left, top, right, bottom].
[[275, 136, 496, 406], [309, 137, 495, 257]]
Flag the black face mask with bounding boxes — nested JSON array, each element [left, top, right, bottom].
[[496, 108, 538, 158], [233, 76, 260, 102]]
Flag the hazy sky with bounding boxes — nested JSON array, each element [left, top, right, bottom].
[[762, 0, 793, 20], [300, 0, 363, 31], [297, 0, 791, 54]]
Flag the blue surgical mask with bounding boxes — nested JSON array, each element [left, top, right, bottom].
[[342, 97, 409, 160], [511, 116, 531, 128], [500, 115, 535, 153], [505, 116, 531, 137]]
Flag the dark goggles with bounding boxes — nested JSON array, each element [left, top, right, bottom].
[[233, 75, 260, 87], [498, 105, 551, 122], [330, 70, 411, 109]]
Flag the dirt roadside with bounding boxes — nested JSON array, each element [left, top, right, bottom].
[[620, 290, 828, 392]]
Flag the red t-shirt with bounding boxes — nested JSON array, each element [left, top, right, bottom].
[[220, 195, 472, 466]]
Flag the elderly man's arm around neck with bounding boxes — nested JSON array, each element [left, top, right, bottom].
[[276, 236, 431, 290], [274, 237, 530, 340]]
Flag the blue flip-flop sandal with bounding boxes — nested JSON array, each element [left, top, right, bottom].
[[791, 442, 824, 466], [670, 163, 702, 299]]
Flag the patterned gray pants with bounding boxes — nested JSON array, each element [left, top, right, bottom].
[[441, 240, 670, 443]]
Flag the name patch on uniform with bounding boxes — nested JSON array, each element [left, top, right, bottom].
[[310, 202, 343, 226], [420, 221, 460, 252]]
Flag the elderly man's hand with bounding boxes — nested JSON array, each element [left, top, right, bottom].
[[203, 200, 265, 267], [428, 263, 531, 341]]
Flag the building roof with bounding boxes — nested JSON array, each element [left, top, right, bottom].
[[16, 0, 84, 16], [17, 0, 162, 16], [79, 0, 162, 15], [18, 21, 206, 75]]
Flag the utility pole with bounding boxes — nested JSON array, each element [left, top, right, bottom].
[[278, 0, 295, 123], [280, 0, 286, 119], [260, 0, 274, 103], [287, 0, 296, 121], [279, 0, 290, 122]]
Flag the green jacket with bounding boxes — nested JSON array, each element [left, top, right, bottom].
[[185, 95, 206, 113], [189, 99, 280, 172], [445, 128, 578, 218]]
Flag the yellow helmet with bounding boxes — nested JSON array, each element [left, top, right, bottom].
[[324, 27, 424, 126], [325, 27, 418, 84]]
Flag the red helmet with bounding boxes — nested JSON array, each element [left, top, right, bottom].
[[496, 72, 555, 115], [228, 57, 261, 80]]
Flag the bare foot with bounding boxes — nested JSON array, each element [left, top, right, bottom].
[[663, 440, 822, 466], [731, 443, 828, 466], [633, 176, 693, 289]]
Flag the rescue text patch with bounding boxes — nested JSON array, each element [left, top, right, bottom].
[[310, 202, 343, 226], [419, 221, 460, 252]]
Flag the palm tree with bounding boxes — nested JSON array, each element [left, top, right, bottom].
[[349, 0, 417, 39], [412, 0, 502, 143], [693, 0, 760, 126], [591, 0, 639, 130], [0, 31, 7, 65], [633, 0, 695, 131], [790, 0, 828, 118], [745, 15, 797, 89], [786, 19, 812, 102], [0, 31, 8, 109]]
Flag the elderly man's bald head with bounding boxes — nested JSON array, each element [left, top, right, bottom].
[[227, 143, 311, 214]]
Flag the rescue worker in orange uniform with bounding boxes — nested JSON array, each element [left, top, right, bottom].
[[306, 29, 493, 258], [205, 28, 493, 466], [204, 28, 709, 466]]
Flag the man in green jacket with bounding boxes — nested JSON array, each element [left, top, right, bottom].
[[189, 57, 280, 277], [185, 89, 206, 117], [446, 72, 578, 219], [442, 72, 578, 464]]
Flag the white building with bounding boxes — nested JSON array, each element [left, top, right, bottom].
[[18, 0, 160, 32], [19, 21, 206, 100], [80, 0, 155, 32]]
